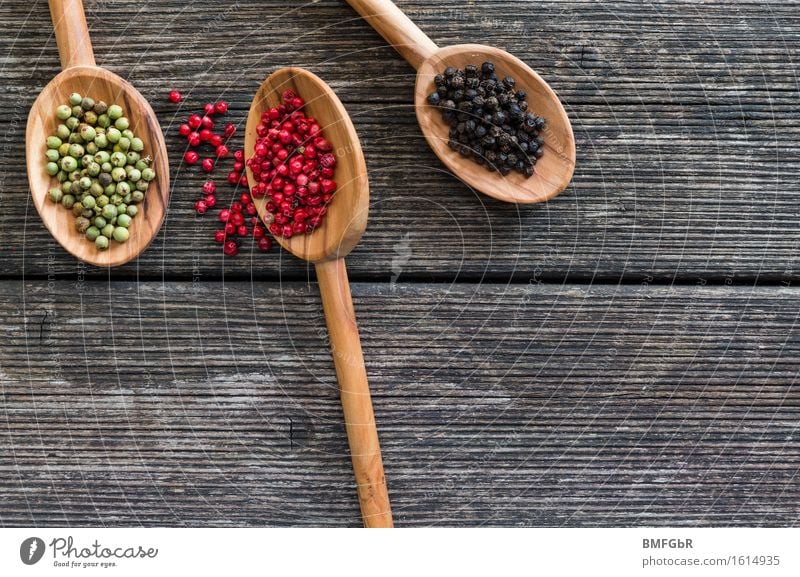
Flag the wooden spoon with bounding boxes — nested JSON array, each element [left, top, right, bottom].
[[245, 67, 392, 528], [346, 0, 575, 204], [26, 0, 169, 267]]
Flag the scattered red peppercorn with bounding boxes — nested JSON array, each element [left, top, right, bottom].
[[201, 158, 215, 173], [195, 199, 208, 214], [209, 133, 223, 147], [214, 230, 226, 243], [204, 103, 216, 116], [224, 123, 236, 138], [188, 114, 202, 129], [215, 101, 228, 115], [179, 124, 191, 136], [202, 180, 216, 195], [184, 150, 199, 165], [169, 90, 183, 103], [215, 144, 230, 158], [257, 236, 271, 252], [205, 195, 217, 208], [223, 240, 238, 256]]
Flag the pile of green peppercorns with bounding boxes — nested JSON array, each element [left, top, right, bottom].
[[45, 93, 155, 250]]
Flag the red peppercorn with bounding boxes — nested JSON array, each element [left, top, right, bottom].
[[188, 132, 201, 147], [223, 240, 238, 256], [240, 175, 249, 187], [233, 161, 244, 172], [240, 193, 251, 204], [201, 116, 214, 130], [231, 201, 243, 213], [245, 203, 257, 216], [184, 151, 199, 165], [253, 225, 265, 239], [209, 134, 223, 147], [218, 209, 231, 222], [214, 230, 226, 243], [227, 171, 241, 185], [257, 236, 271, 252], [269, 223, 280, 235], [169, 90, 183, 103], [204, 103, 216, 116], [231, 212, 245, 227], [195, 199, 208, 214], [215, 145, 230, 158], [224, 222, 236, 235], [237, 225, 248, 237], [215, 101, 228, 114], [234, 149, 244, 162], [199, 128, 212, 142], [179, 124, 191, 136], [201, 158, 215, 173], [224, 123, 236, 138], [188, 114, 202, 129], [202, 180, 216, 194], [205, 194, 217, 208]]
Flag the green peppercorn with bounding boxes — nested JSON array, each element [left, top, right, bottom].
[[71, 105, 83, 118], [131, 190, 145, 203], [117, 137, 131, 152], [81, 97, 94, 111], [89, 182, 103, 197], [101, 224, 115, 238], [60, 182, 71, 193], [85, 142, 98, 155], [97, 114, 110, 128], [127, 168, 141, 183], [121, 129, 134, 140], [81, 195, 96, 210], [106, 127, 121, 143], [94, 133, 108, 149], [101, 204, 117, 220], [93, 101, 108, 115], [107, 104, 123, 120], [61, 194, 76, 209], [68, 172, 80, 184], [116, 182, 131, 196], [123, 193, 132, 204], [110, 168, 126, 184], [116, 213, 132, 228], [56, 170, 67, 183], [87, 162, 101, 177], [134, 160, 148, 171], [48, 188, 63, 203], [135, 180, 148, 192], [110, 152, 126, 167], [126, 205, 138, 217], [72, 201, 84, 216], [126, 151, 139, 165], [104, 183, 116, 196], [80, 155, 92, 168], [112, 226, 129, 243], [75, 216, 91, 233], [93, 216, 107, 228], [95, 235, 109, 250], [101, 162, 112, 173], [130, 137, 144, 152], [45, 161, 59, 176], [98, 172, 112, 187], [96, 195, 109, 208], [60, 156, 78, 172], [94, 151, 110, 164], [58, 143, 70, 157], [68, 143, 84, 158], [56, 124, 70, 140], [85, 226, 100, 241], [45, 148, 60, 162], [79, 124, 96, 142], [140, 167, 155, 182], [46, 136, 62, 149], [56, 104, 72, 120], [83, 110, 97, 125], [69, 92, 82, 106], [65, 116, 79, 130], [114, 117, 129, 131]]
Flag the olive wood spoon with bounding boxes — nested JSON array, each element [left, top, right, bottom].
[[245, 67, 392, 528], [26, 0, 169, 267], [346, 0, 575, 204]]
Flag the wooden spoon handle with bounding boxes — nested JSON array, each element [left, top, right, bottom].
[[345, 0, 438, 69], [315, 258, 393, 528], [49, 0, 95, 68]]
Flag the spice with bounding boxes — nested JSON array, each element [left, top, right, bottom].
[[427, 61, 545, 177], [168, 93, 270, 255], [247, 89, 337, 239], [44, 93, 154, 249]]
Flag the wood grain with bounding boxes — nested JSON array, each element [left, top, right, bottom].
[[1, 0, 799, 280], [0, 280, 798, 526]]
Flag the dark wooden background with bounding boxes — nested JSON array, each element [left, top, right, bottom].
[[1, 0, 798, 526]]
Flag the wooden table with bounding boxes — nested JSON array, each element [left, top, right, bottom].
[[1, 0, 798, 527]]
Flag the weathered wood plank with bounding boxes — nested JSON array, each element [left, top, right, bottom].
[[1, 280, 798, 526], [1, 0, 799, 280]]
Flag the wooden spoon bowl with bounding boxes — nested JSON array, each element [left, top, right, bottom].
[[26, 0, 169, 267], [416, 44, 575, 204], [245, 67, 369, 262], [27, 66, 169, 267], [346, 0, 575, 204]]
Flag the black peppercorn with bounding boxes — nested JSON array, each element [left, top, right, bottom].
[[465, 64, 478, 77], [444, 66, 457, 77], [427, 92, 441, 105], [481, 61, 495, 75], [503, 76, 516, 89]]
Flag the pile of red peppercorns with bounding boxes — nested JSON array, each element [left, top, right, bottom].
[[168, 90, 271, 256], [248, 89, 337, 239]]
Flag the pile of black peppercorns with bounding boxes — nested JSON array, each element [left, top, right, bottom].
[[427, 61, 545, 177]]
